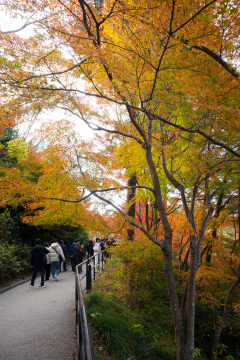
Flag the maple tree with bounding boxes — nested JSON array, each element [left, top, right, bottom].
[[0, 0, 240, 359], [0, 123, 112, 235]]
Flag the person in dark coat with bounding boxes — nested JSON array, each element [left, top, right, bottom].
[[100, 238, 106, 261], [60, 240, 68, 272], [68, 238, 75, 272], [44, 242, 51, 281], [30, 238, 49, 288], [86, 240, 94, 259], [73, 239, 84, 273], [100, 238, 106, 251]]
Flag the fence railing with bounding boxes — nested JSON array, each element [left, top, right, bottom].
[[75, 249, 107, 360]]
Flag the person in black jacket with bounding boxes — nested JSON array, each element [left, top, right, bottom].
[[86, 240, 94, 259], [30, 238, 49, 288], [68, 238, 75, 272], [73, 239, 84, 273]]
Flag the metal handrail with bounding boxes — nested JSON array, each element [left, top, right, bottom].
[[75, 249, 107, 360]]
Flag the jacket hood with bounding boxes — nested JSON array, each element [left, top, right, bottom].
[[50, 243, 60, 249], [35, 245, 43, 250]]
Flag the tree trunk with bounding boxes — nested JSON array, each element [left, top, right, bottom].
[[162, 245, 186, 360], [145, 201, 149, 231], [126, 174, 137, 241], [184, 239, 198, 360], [145, 147, 187, 359], [211, 272, 240, 357]]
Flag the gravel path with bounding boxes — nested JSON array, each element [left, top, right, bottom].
[[0, 265, 86, 360]]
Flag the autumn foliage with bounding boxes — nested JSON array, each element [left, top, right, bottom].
[[0, 0, 240, 359]]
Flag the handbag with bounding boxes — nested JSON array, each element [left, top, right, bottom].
[[54, 247, 62, 260]]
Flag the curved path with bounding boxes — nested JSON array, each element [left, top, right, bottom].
[[0, 266, 85, 360]]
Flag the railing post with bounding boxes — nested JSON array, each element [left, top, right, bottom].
[[75, 274, 78, 335], [86, 264, 92, 291]]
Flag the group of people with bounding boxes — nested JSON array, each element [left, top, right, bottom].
[[30, 236, 118, 288], [86, 237, 117, 260], [29, 238, 84, 289]]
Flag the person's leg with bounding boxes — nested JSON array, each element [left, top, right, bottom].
[[46, 264, 50, 280], [70, 256, 74, 271], [55, 261, 61, 276], [31, 266, 38, 286], [63, 259, 67, 271], [40, 265, 45, 286], [51, 262, 56, 278]]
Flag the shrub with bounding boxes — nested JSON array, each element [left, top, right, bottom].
[[0, 243, 22, 279], [86, 293, 133, 359]]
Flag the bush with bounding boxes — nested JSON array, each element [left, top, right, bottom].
[[86, 293, 132, 359], [85, 292, 176, 360], [0, 243, 22, 279], [0, 211, 31, 281]]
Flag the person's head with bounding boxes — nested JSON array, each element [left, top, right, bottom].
[[70, 237, 74, 244], [96, 237, 99, 242], [44, 242, 49, 247], [52, 238, 58, 244], [35, 238, 41, 245], [75, 239, 80, 245], [60, 240, 64, 244]]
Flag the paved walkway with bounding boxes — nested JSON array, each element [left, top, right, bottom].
[[0, 265, 87, 360]]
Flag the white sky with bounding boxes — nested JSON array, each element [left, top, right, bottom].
[[0, 9, 96, 140]]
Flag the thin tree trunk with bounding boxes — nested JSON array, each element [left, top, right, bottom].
[[162, 246, 186, 360], [126, 174, 137, 241], [211, 275, 240, 357], [145, 201, 149, 231], [211, 187, 240, 356], [184, 238, 198, 360]]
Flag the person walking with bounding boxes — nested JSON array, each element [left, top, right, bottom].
[[86, 240, 94, 260], [100, 238, 106, 261], [73, 239, 84, 273], [60, 240, 68, 272], [68, 237, 75, 272], [93, 238, 101, 255], [30, 238, 49, 288], [93, 238, 101, 266], [44, 242, 51, 281], [100, 238, 106, 251], [48, 239, 65, 281]]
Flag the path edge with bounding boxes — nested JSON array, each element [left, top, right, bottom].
[[0, 276, 40, 295]]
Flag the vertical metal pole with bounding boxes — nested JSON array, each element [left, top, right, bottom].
[[86, 264, 92, 291], [93, 255, 96, 281], [75, 274, 78, 335]]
